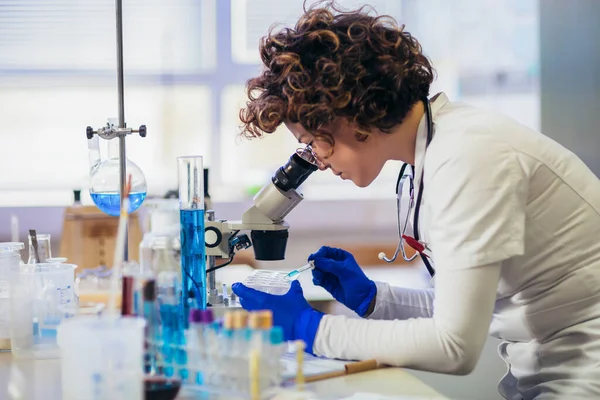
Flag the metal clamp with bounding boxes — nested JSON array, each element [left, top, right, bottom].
[[86, 122, 147, 140]]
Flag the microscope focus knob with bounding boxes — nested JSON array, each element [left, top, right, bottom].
[[205, 226, 222, 248], [86, 126, 95, 139], [138, 125, 147, 137]]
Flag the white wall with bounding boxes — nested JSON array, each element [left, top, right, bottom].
[[540, 0, 600, 177]]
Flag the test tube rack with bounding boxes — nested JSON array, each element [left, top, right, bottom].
[[144, 310, 287, 399]]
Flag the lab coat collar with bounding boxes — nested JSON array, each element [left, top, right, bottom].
[[413, 92, 449, 187]]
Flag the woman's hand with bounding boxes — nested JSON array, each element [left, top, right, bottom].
[[308, 246, 377, 317], [232, 280, 324, 353]]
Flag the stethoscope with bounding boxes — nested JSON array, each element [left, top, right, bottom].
[[378, 97, 436, 277]]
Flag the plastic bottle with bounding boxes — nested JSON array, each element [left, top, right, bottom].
[[0, 243, 22, 350]]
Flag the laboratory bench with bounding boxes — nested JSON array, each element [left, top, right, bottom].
[[0, 265, 439, 399], [0, 352, 447, 399]]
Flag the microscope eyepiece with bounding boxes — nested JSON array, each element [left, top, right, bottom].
[[272, 149, 319, 192]]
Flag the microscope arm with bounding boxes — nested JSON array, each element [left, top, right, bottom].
[[204, 183, 304, 258], [204, 218, 290, 258]]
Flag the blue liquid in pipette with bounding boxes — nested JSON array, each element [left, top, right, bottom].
[[286, 270, 299, 279], [180, 209, 207, 328], [90, 192, 147, 216]]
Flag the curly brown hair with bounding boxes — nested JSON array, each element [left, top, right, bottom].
[[239, 1, 435, 145]]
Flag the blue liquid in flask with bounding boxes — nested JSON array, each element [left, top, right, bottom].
[[179, 209, 207, 327], [90, 192, 147, 216]]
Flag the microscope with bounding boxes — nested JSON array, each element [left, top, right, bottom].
[[204, 147, 318, 306]]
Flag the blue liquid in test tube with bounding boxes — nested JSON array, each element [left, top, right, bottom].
[[178, 156, 207, 329]]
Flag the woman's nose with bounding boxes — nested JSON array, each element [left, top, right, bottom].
[[318, 162, 329, 171]]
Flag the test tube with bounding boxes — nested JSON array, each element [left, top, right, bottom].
[[178, 156, 207, 326], [248, 310, 273, 345], [222, 284, 229, 306], [157, 271, 183, 379], [142, 279, 159, 375], [231, 311, 250, 393], [219, 312, 235, 388], [121, 275, 135, 316], [270, 326, 285, 387], [189, 308, 214, 385], [248, 311, 273, 392]]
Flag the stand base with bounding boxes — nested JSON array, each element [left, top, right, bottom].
[[208, 303, 243, 318]]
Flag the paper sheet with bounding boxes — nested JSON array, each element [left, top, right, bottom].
[[341, 394, 440, 400], [280, 350, 346, 381]]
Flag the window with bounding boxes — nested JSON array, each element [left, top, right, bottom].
[[0, 0, 216, 205], [0, 0, 216, 74], [225, 0, 539, 200], [0, 85, 211, 200], [0, 0, 539, 205], [231, 0, 403, 64]]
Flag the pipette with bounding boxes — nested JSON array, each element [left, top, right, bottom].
[[285, 260, 315, 280]]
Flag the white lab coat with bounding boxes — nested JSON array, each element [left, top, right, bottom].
[[413, 93, 600, 399], [313, 93, 600, 399]]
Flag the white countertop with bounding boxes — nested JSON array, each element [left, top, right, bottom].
[[0, 352, 447, 399]]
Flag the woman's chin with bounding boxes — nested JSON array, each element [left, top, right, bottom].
[[348, 176, 372, 188]]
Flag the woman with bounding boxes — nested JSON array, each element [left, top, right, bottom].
[[231, 2, 600, 399]]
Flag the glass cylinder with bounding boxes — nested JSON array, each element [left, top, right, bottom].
[[27, 233, 52, 264], [177, 156, 207, 327], [178, 156, 204, 211]]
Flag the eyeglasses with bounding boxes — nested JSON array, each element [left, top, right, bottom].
[[296, 144, 323, 168]]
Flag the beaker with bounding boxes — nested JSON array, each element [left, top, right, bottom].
[[88, 133, 147, 217], [9, 262, 76, 359], [1, 242, 24, 265], [57, 316, 146, 400]]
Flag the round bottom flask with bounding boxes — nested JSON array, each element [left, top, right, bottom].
[[90, 158, 147, 216]]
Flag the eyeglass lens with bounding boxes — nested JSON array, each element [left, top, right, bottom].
[[296, 145, 322, 167]]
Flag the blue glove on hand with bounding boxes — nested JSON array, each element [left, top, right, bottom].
[[231, 280, 324, 354], [308, 246, 377, 317]]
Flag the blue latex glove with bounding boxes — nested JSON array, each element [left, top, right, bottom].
[[308, 246, 377, 317], [231, 280, 324, 353]]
